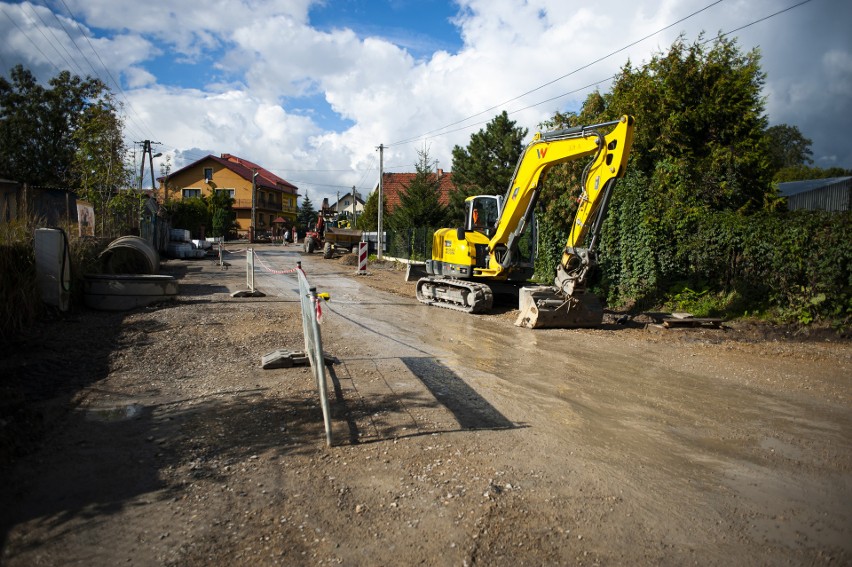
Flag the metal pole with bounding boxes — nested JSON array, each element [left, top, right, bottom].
[[377, 143, 384, 259], [138, 141, 147, 191], [251, 168, 257, 242]]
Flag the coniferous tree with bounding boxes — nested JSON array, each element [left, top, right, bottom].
[[297, 192, 317, 230], [209, 187, 236, 237], [448, 111, 527, 223]]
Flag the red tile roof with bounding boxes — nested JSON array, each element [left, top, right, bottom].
[[161, 153, 298, 194], [219, 154, 298, 193], [380, 169, 455, 212]]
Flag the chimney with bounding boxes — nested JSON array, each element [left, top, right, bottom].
[[437, 168, 444, 177]]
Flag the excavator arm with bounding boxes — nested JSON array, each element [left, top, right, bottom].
[[484, 115, 634, 280]]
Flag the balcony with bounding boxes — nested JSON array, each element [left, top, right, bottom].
[[231, 199, 297, 214]]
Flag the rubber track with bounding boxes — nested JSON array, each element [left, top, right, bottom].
[[415, 277, 494, 313]]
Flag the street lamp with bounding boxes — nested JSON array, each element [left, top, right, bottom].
[[151, 152, 164, 201], [150, 152, 162, 192]]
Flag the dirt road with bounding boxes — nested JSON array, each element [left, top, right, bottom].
[[1, 244, 850, 566]]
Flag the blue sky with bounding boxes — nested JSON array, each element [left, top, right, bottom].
[[1, 0, 850, 204], [310, 0, 463, 57]]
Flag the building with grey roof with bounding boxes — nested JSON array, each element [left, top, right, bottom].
[[777, 176, 851, 211]]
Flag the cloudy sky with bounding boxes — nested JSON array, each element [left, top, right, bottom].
[[1, 0, 849, 205]]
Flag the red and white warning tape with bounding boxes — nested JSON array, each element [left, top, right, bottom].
[[252, 251, 301, 275]]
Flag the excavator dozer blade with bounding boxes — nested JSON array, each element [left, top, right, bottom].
[[514, 286, 603, 329]]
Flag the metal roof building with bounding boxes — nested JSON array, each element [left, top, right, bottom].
[[777, 176, 851, 212]]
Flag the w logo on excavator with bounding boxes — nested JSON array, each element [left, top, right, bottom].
[[536, 147, 548, 159]]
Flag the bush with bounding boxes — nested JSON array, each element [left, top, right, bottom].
[[683, 210, 851, 326]]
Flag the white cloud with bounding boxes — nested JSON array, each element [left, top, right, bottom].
[[123, 66, 157, 88], [2, 0, 851, 202], [62, 0, 316, 57]]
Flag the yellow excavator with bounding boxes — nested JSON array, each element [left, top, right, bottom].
[[415, 115, 635, 328]]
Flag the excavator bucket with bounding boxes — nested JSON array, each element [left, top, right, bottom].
[[514, 286, 604, 329]]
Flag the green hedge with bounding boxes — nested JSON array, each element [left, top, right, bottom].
[[591, 169, 851, 325], [681, 210, 851, 324]]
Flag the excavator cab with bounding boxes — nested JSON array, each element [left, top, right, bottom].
[[465, 195, 502, 237]]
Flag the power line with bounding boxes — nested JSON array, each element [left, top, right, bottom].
[[19, 0, 150, 142], [704, 0, 812, 41], [387, 0, 727, 147], [29, 2, 89, 77], [21, 3, 81, 75], [387, 0, 815, 150], [41, 0, 155, 142], [41, 1, 100, 79], [2, 8, 60, 73], [410, 73, 618, 146]]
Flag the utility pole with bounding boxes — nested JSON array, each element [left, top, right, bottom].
[[377, 143, 384, 259], [351, 185, 356, 226], [251, 168, 258, 242], [135, 140, 162, 193]]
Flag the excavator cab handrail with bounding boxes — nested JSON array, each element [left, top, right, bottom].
[[538, 118, 624, 141]]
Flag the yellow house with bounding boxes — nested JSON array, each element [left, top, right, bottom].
[[159, 153, 299, 238]]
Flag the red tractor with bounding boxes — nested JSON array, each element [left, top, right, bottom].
[[303, 215, 363, 259]]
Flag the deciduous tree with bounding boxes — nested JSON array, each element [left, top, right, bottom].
[[766, 124, 813, 173], [536, 35, 776, 303], [357, 189, 387, 231], [0, 65, 112, 187], [73, 94, 130, 234]]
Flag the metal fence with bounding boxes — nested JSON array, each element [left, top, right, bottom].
[[247, 251, 333, 445], [296, 267, 333, 446], [385, 226, 437, 260]]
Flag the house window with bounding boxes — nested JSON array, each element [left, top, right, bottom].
[[269, 214, 274, 226], [344, 200, 350, 206], [203, 167, 213, 181], [183, 188, 201, 199], [215, 188, 235, 198]]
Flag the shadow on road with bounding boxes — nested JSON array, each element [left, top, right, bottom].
[[401, 357, 515, 429], [326, 356, 519, 446]]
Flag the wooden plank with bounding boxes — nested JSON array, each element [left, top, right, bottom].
[[662, 317, 722, 329]]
